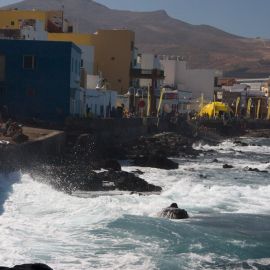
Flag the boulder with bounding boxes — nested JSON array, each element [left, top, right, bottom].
[[234, 140, 249, 147], [223, 164, 234, 169], [133, 153, 178, 170], [131, 169, 144, 175], [98, 171, 162, 193], [244, 167, 268, 173], [0, 264, 53, 270], [31, 164, 162, 194], [159, 203, 189, 219], [102, 159, 121, 171]]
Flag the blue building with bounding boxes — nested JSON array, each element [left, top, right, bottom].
[[0, 39, 82, 122]]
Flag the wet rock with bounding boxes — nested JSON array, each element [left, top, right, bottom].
[[102, 159, 121, 171], [159, 203, 189, 219], [131, 169, 144, 175], [0, 264, 53, 270], [98, 171, 162, 193], [133, 153, 178, 170], [244, 167, 268, 173], [234, 140, 249, 147], [31, 164, 162, 194], [223, 164, 234, 169], [121, 133, 200, 168], [212, 158, 219, 163]]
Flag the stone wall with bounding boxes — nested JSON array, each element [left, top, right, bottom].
[[0, 128, 65, 167], [66, 117, 170, 145]]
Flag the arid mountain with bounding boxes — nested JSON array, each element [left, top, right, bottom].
[[3, 0, 270, 77]]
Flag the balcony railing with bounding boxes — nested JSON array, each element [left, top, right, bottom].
[[130, 68, 164, 79]]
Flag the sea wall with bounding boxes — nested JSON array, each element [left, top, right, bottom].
[[0, 127, 65, 167], [65, 117, 170, 144]]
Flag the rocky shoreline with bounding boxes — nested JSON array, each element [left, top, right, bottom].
[[27, 131, 201, 194], [1, 120, 270, 195], [0, 264, 53, 270]]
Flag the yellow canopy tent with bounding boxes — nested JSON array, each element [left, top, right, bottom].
[[198, 102, 232, 118]]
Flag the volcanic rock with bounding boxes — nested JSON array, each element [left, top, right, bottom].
[[244, 167, 268, 173], [234, 140, 249, 147], [133, 153, 178, 170], [159, 203, 189, 219], [223, 164, 234, 169], [0, 264, 53, 270], [101, 159, 121, 171], [31, 164, 162, 194]]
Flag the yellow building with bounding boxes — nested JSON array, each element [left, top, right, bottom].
[[0, 9, 63, 31], [48, 29, 135, 94], [0, 9, 135, 93]]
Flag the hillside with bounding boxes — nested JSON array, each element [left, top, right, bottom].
[[3, 0, 270, 77]]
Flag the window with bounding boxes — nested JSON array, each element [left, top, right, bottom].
[[11, 21, 15, 26], [23, 55, 36, 70], [81, 59, 84, 67], [71, 58, 74, 72]]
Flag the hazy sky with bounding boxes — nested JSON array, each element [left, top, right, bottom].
[[0, 0, 269, 39]]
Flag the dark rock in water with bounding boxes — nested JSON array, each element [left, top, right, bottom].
[[244, 167, 268, 173], [133, 153, 178, 170], [131, 169, 144, 175], [98, 171, 162, 193], [0, 264, 53, 270], [199, 174, 207, 179], [223, 164, 234, 169], [234, 140, 249, 147], [31, 164, 162, 194], [212, 158, 219, 163], [102, 159, 121, 171], [159, 203, 189, 219]]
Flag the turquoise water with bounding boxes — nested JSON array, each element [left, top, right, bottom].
[[0, 137, 269, 269]]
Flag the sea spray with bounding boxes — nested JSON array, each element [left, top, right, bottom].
[[0, 138, 269, 269]]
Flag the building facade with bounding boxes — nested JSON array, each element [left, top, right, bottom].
[[160, 56, 222, 100], [48, 29, 135, 94], [0, 10, 64, 32], [0, 39, 82, 122]]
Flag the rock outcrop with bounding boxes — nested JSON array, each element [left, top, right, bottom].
[[223, 164, 234, 169], [0, 264, 53, 270], [31, 163, 162, 194], [159, 203, 189, 220]]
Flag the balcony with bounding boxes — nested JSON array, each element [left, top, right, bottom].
[[130, 68, 164, 79]]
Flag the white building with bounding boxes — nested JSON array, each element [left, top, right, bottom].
[[85, 89, 117, 118], [160, 56, 222, 100], [21, 20, 48, 40], [137, 53, 163, 89], [236, 78, 270, 97]]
